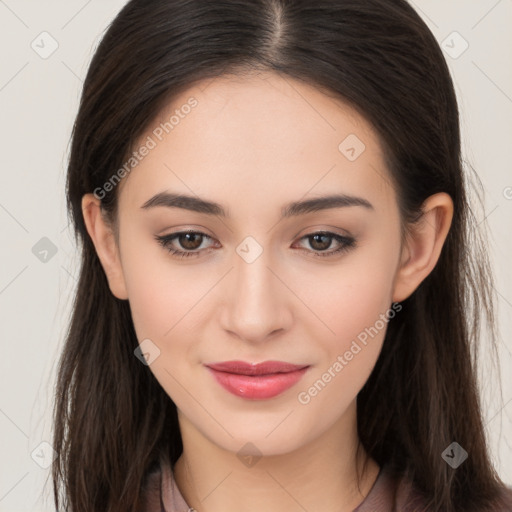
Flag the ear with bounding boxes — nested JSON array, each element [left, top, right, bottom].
[[81, 193, 129, 300], [392, 192, 454, 303]]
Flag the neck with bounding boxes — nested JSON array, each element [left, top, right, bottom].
[[173, 401, 380, 512]]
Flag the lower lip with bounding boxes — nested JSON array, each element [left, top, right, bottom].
[[206, 366, 309, 400]]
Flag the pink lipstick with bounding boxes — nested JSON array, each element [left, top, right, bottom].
[[205, 360, 309, 400]]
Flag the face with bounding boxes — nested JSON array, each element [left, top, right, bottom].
[[92, 71, 410, 456]]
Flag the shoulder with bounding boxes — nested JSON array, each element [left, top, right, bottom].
[[354, 464, 430, 511], [393, 470, 512, 512], [366, 465, 512, 512], [386, 466, 430, 512]]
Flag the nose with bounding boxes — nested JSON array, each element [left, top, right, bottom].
[[219, 247, 293, 344]]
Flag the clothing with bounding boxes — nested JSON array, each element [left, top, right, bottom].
[[140, 451, 512, 512]]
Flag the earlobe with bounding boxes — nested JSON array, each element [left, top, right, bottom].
[[81, 194, 129, 300], [392, 193, 454, 303]]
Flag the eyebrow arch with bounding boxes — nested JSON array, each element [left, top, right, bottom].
[[140, 191, 374, 218]]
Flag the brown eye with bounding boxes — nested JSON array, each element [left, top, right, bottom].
[[308, 233, 333, 251], [154, 231, 216, 259], [177, 232, 204, 250], [294, 231, 356, 258]]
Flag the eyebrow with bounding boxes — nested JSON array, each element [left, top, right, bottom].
[[140, 191, 374, 218]]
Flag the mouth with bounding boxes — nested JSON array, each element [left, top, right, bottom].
[[205, 360, 310, 400]]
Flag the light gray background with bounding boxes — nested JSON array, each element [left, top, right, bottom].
[[0, 1, 511, 510]]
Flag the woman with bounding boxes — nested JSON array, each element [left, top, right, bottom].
[[52, 0, 512, 511]]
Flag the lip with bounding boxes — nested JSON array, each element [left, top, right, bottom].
[[205, 360, 310, 400]]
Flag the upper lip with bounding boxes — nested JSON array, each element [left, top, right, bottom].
[[205, 360, 309, 376]]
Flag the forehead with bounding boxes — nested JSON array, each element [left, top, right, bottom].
[[117, 70, 396, 217]]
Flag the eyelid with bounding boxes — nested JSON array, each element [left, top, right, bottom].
[[156, 225, 215, 238], [293, 224, 354, 239]]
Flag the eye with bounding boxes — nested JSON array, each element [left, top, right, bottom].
[[155, 230, 356, 259], [292, 231, 356, 258], [154, 231, 217, 259]]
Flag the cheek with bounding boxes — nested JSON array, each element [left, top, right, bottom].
[[120, 233, 215, 341], [297, 286, 393, 416], [300, 253, 397, 347], [124, 252, 207, 402], [295, 247, 398, 399], [335, 271, 394, 340]]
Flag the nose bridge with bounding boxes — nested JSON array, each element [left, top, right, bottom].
[[221, 236, 290, 342]]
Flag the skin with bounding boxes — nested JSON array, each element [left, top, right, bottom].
[[82, 70, 453, 512]]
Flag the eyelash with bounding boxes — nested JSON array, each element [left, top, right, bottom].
[[154, 230, 356, 259]]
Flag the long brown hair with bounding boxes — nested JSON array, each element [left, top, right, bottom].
[[52, 0, 510, 510]]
